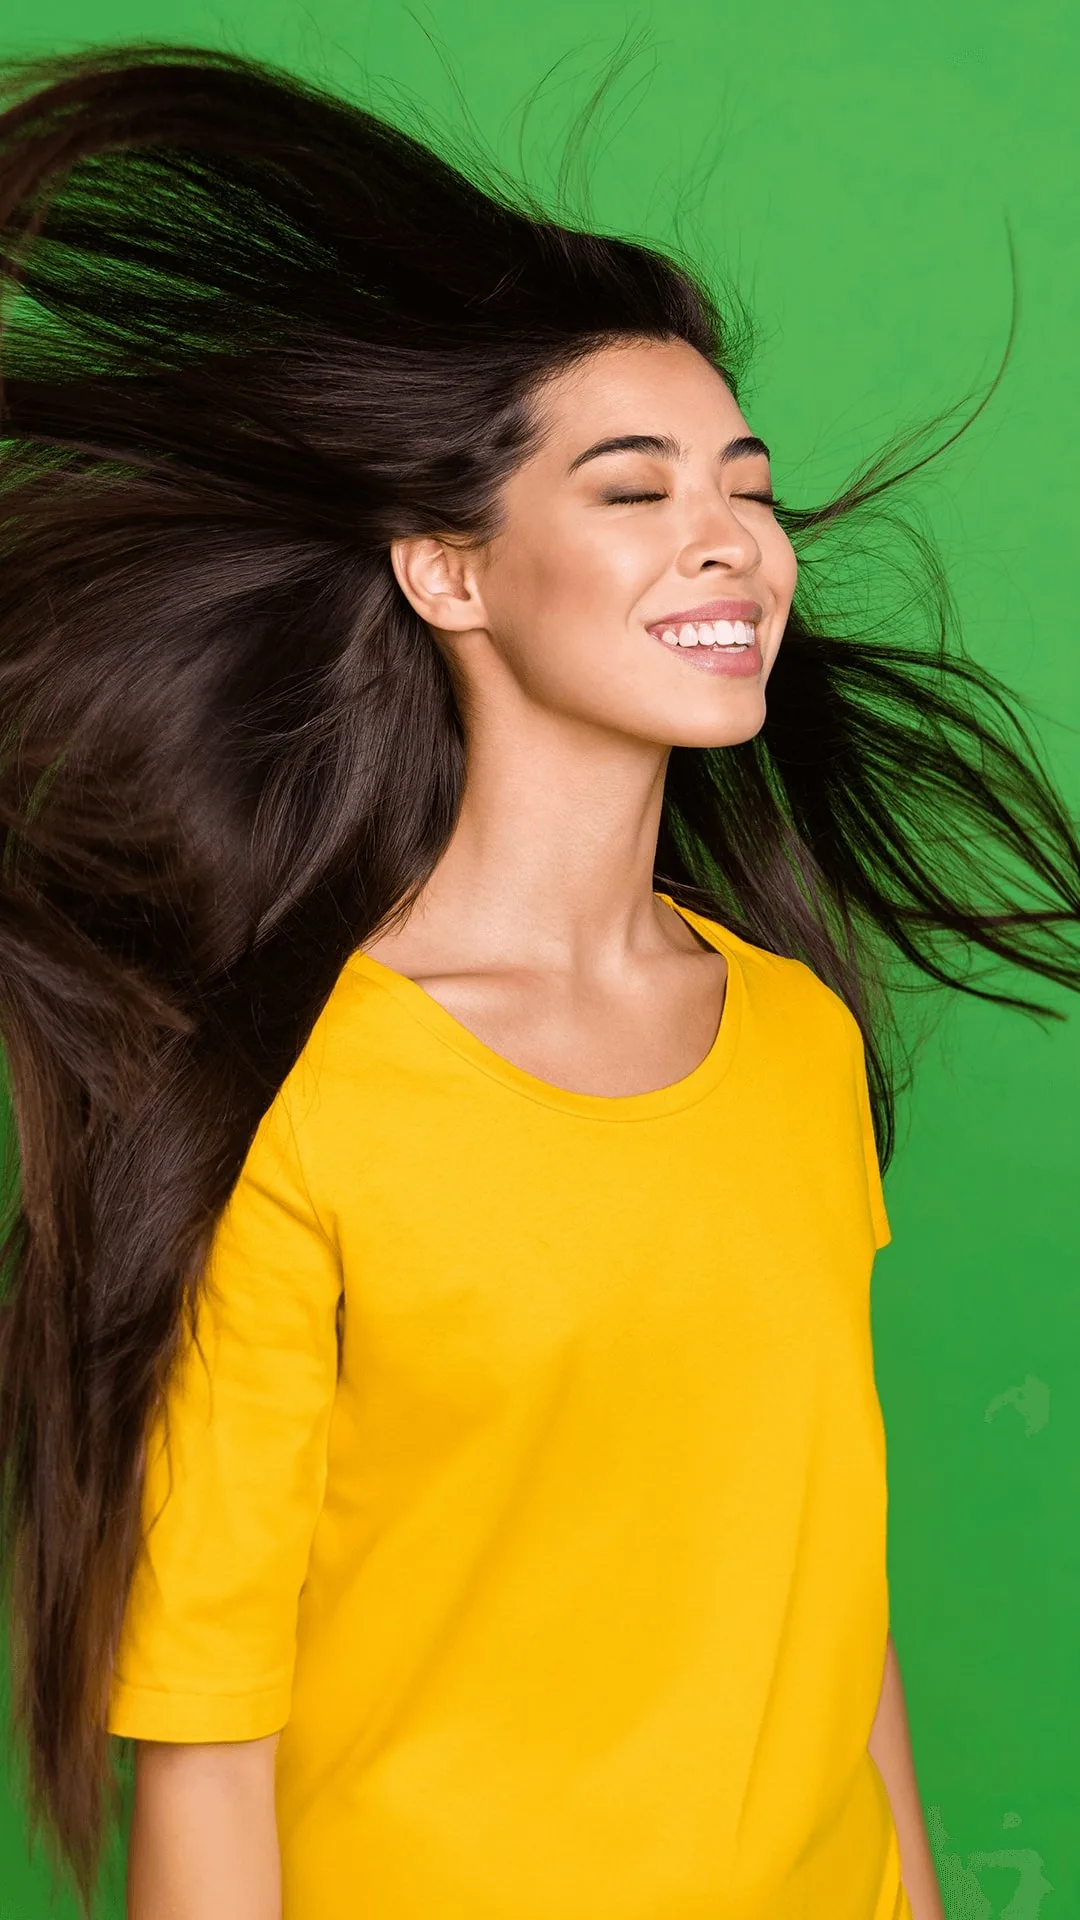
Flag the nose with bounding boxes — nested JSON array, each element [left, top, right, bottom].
[[677, 489, 763, 580]]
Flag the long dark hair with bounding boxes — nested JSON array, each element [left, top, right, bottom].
[[0, 39, 1077, 1910]]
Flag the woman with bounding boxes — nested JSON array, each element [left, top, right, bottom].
[[0, 42, 1076, 1920]]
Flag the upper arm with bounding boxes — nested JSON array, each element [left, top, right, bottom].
[[128, 1734, 282, 1919], [108, 1083, 342, 1745]]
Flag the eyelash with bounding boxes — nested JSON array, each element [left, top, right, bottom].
[[604, 490, 782, 509]]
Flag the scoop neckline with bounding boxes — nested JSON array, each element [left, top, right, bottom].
[[344, 891, 743, 1122]]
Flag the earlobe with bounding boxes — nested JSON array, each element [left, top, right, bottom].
[[389, 534, 486, 635]]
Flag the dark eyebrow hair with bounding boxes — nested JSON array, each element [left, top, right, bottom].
[[565, 432, 771, 475]]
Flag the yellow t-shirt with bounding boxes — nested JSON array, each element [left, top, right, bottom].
[[108, 893, 910, 1920]]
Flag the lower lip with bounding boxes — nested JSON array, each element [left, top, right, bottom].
[[647, 631, 762, 676]]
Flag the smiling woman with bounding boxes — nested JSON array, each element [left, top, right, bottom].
[[0, 37, 1077, 1920], [392, 338, 799, 748], [569, 411, 781, 669]]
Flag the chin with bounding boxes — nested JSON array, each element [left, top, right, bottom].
[[668, 697, 768, 751]]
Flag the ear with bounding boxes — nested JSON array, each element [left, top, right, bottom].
[[389, 534, 489, 635]]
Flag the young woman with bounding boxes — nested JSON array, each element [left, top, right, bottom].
[[0, 42, 1077, 1920]]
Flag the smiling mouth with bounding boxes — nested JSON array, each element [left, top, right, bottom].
[[651, 618, 756, 650]]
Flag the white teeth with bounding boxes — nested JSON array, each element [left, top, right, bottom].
[[655, 618, 757, 649]]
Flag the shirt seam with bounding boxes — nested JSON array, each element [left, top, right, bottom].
[[111, 1675, 291, 1701], [276, 1083, 339, 1247]]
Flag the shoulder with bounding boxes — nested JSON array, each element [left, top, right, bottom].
[[267, 954, 391, 1113], [697, 911, 856, 1014], [693, 916, 885, 1232], [223, 957, 405, 1237], [687, 910, 864, 1058], [233, 955, 387, 1142]]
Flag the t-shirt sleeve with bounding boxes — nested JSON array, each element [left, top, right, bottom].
[[848, 1016, 891, 1252], [107, 1079, 342, 1744]]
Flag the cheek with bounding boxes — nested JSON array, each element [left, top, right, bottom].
[[544, 502, 660, 601], [768, 525, 799, 603], [534, 524, 640, 620], [486, 520, 644, 669], [486, 527, 579, 629]]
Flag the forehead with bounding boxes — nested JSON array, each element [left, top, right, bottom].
[[533, 338, 747, 453]]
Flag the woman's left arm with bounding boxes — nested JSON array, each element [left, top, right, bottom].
[[868, 1634, 944, 1920]]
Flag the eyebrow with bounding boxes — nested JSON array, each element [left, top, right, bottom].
[[566, 432, 771, 475]]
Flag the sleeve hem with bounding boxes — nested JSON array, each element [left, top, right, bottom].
[[107, 1678, 291, 1743], [872, 1211, 892, 1253]]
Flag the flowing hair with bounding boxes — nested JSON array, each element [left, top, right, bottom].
[[0, 38, 1076, 1910]]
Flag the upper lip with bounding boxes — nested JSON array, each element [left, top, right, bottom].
[[644, 597, 762, 631]]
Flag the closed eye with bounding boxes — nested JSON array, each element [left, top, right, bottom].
[[603, 489, 782, 508]]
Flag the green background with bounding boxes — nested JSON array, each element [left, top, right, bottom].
[[1, 2, 1077, 1916]]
